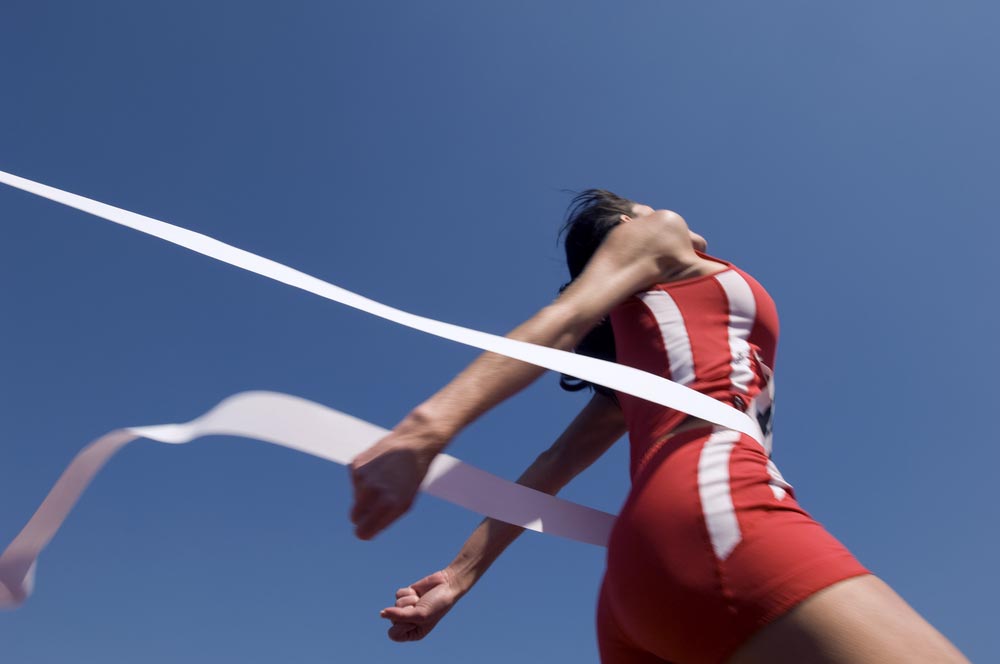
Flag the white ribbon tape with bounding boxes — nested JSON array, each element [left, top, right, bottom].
[[0, 170, 761, 439], [0, 391, 616, 607], [0, 170, 762, 607]]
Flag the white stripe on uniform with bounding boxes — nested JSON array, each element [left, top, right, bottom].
[[639, 290, 696, 385], [697, 428, 743, 560], [713, 270, 757, 394], [714, 270, 791, 500]]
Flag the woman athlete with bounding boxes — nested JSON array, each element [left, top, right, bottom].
[[349, 190, 968, 663]]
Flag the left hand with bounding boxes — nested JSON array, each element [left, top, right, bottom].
[[380, 570, 463, 642], [348, 421, 445, 540]]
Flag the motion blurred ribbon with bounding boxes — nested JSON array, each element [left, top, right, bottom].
[[0, 170, 762, 607], [0, 391, 616, 607]]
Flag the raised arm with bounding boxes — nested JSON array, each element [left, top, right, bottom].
[[380, 392, 626, 642], [349, 209, 700, 539]]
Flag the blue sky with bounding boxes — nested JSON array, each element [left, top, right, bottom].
[[1, 2, 997, 662]]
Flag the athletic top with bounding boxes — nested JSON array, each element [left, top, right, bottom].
[[609, 253, 779, 477]]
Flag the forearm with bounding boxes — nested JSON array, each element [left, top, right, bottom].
[[354, 215, 690, 542], [409, 302, 598, 447], [402, 226, 671, 451], [445, 451, 563, 595], [443, 395, 625, 595]]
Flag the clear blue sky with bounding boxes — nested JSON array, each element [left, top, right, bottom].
[[1, 2, 997, 662]]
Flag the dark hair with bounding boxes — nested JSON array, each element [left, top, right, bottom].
[[557, 189, 636, 397]]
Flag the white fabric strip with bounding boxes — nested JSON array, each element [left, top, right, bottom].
[[753, 361, 789, 499], [712, 272, 789, 499], [638, 290, 696, 385], [0, 169, 764, 608], [0, 391, 617, 608], [766, 458, 792, 501], [697, 428, 743, 560], [0, 169, 761, 442], [713, 270, 757, 394]]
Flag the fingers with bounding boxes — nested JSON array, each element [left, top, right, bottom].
[[348, 489, 374, 530], [348, 476, 397, 540], [381, 587, 422, 621], [352, 500, 404, 540], [380, 605, 420, 622], [381, 576, 452, 643], [395, 588, 418, 609], [382, 605, 433, 643], [348, 460, 414, 540], [387, 622, 423, 642], [347, 471, 370, 524], [410, 571, 447, 595]]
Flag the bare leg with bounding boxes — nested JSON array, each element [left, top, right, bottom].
[[727, 575, 968, 664]]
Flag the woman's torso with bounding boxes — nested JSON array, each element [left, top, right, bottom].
[[609, 254, 779, 478]]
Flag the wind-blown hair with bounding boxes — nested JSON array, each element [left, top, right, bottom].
[[557, 189, 635, 397]]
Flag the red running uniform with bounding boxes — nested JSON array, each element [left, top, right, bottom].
[[597, 254, 868, 664]]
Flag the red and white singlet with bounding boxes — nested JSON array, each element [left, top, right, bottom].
[[597, 254, 869, 664]]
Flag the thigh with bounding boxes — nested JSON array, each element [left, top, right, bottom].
[[726, 575, 970, 664]]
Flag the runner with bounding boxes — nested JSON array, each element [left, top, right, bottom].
[[351, 190, 968, 663]]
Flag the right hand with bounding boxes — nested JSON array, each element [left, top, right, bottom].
[[380, 570, 463, 642], [349, 413, 448, 540]]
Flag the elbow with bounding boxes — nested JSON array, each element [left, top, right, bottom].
[[542, 301, 600, 351], [528, 446, 574, 494], [534, 446, 565, 474]]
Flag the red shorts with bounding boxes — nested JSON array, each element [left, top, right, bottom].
[[597, 427, 869, 664]]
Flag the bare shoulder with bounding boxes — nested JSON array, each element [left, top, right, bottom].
[[554, 209, 712, 324], [599, 210, 704, 282], [609, 210, 690, 254]]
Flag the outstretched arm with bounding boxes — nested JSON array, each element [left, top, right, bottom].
[[349, 210, 697, 539], [380, 392, 625, 641]]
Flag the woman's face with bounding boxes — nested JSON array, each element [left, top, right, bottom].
[[627, 203, 708, 252]]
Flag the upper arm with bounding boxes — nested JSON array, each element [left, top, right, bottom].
[[409, 212, 691, 441], [546, 392, 627, 479], [505, 393, 624, 496], [553, 210, 694, 330]]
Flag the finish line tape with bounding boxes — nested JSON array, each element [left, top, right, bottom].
[[0, 170, 762, 607], [0, 391, 616, 607]]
